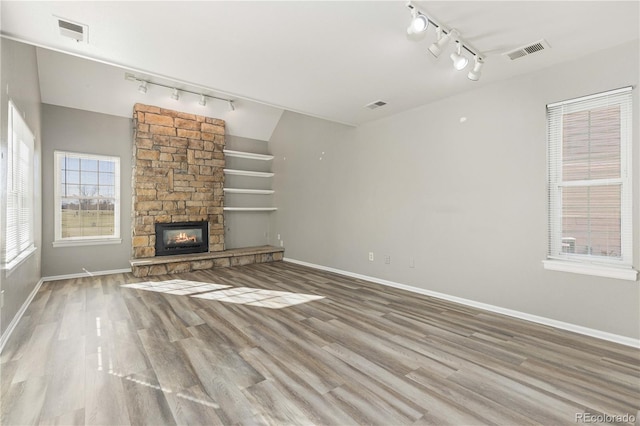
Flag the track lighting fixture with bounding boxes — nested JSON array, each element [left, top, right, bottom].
[[405, 2, 484, 80], [407, 9, 429, 35], [126, 73, 238, 109], [450, 42, 469, 71], [467, 56, 484, 81], [428, 27, 452, 58]]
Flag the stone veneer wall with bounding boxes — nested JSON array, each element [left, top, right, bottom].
[[131, 103, 225, 259]]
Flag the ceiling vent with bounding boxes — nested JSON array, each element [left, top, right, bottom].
[[365, 100, 387, 110], [503, 39, 549, 60], [54, 16, 88, 43]]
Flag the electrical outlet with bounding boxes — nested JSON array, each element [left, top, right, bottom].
[[409, 256, 415, 268], [277, 234, 281, 240], [280, 240, 284, 247], [384, 255, 391, 264], [368, 252, 374, 261]]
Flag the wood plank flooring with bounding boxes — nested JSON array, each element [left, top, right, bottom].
[[1, 261, 639, 425]]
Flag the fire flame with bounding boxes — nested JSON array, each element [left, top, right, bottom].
[[171, 232, 197, 244]]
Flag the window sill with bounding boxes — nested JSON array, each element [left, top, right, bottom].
[[2, 245, 37, 277], [53, 238, 122, 248], [543, 260, 638, 281]]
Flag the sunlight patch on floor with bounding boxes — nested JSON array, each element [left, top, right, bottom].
[[121, 279, 230, 295], [121, 280, 325, 308], [191, 286, 325, 308]]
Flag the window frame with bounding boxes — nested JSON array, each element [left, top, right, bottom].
[[544, 87, 636, 280], [3, 100, 36, 274], [53, 150, 122, 248]]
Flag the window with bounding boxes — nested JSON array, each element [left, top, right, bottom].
[[544, 87, 635, 280], [4, 100, 36, 271], [53, 151, 121, 247]]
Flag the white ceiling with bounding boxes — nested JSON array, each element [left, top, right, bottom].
[[2, 1, 639, 132], [34, 47, 286, 140]]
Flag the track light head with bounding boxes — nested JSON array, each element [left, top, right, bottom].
[[450, 42, 469, 70], [468, 56, 484, 81], [138, 81, 147, 94], [171, 88, 180, 100], [407, 9, 429, 35], [199, 94, 207, 106], [428, 28, 453, 58]]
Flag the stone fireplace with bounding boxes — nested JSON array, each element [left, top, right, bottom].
[[130, 104, 224, 272], [129, 103, 283, 277]]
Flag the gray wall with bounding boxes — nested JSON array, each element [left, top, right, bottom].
[[269, 39, 640, 339], [41, 104, 132, 277], [0, 39, 42, 336]]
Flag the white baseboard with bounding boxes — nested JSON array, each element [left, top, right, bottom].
[[0, 278, 44, 354], [284, 257, 640, 349], [42, 268, 132, 282]]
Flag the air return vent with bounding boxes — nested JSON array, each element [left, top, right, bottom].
[[503, 39, 549, 60], [54, 16, 88, 43], [365, 100, 387, 110]]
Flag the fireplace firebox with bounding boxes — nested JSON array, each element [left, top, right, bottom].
[[155, 221, 209, 256]]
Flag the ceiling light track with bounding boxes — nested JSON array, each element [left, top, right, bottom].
[[126, 73, 235, 109], [406, 1, 485, 81]]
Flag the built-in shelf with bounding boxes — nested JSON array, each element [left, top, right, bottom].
[[223, 207, 278, 212], [223, 149, 274, 161], [223, 169, 274, 178], [223, 188, 275, 194], [223, 149, 275, 212]]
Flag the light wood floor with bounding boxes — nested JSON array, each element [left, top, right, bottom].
[[1, 261, 639, 425]]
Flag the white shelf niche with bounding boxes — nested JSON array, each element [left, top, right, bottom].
[[223, 207, 278, 212], [223, 150, 274, 161], [223, 188, 275, 194], [223, 169, 274, 178]]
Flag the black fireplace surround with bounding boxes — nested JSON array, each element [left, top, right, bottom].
[[155, 221, 209, 256]]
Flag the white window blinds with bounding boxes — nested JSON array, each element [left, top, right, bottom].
[[547, 87, 633, 267], [5, 100, 35, 266]]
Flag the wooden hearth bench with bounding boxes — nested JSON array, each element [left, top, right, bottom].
[[130, 245, 284, 277]]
